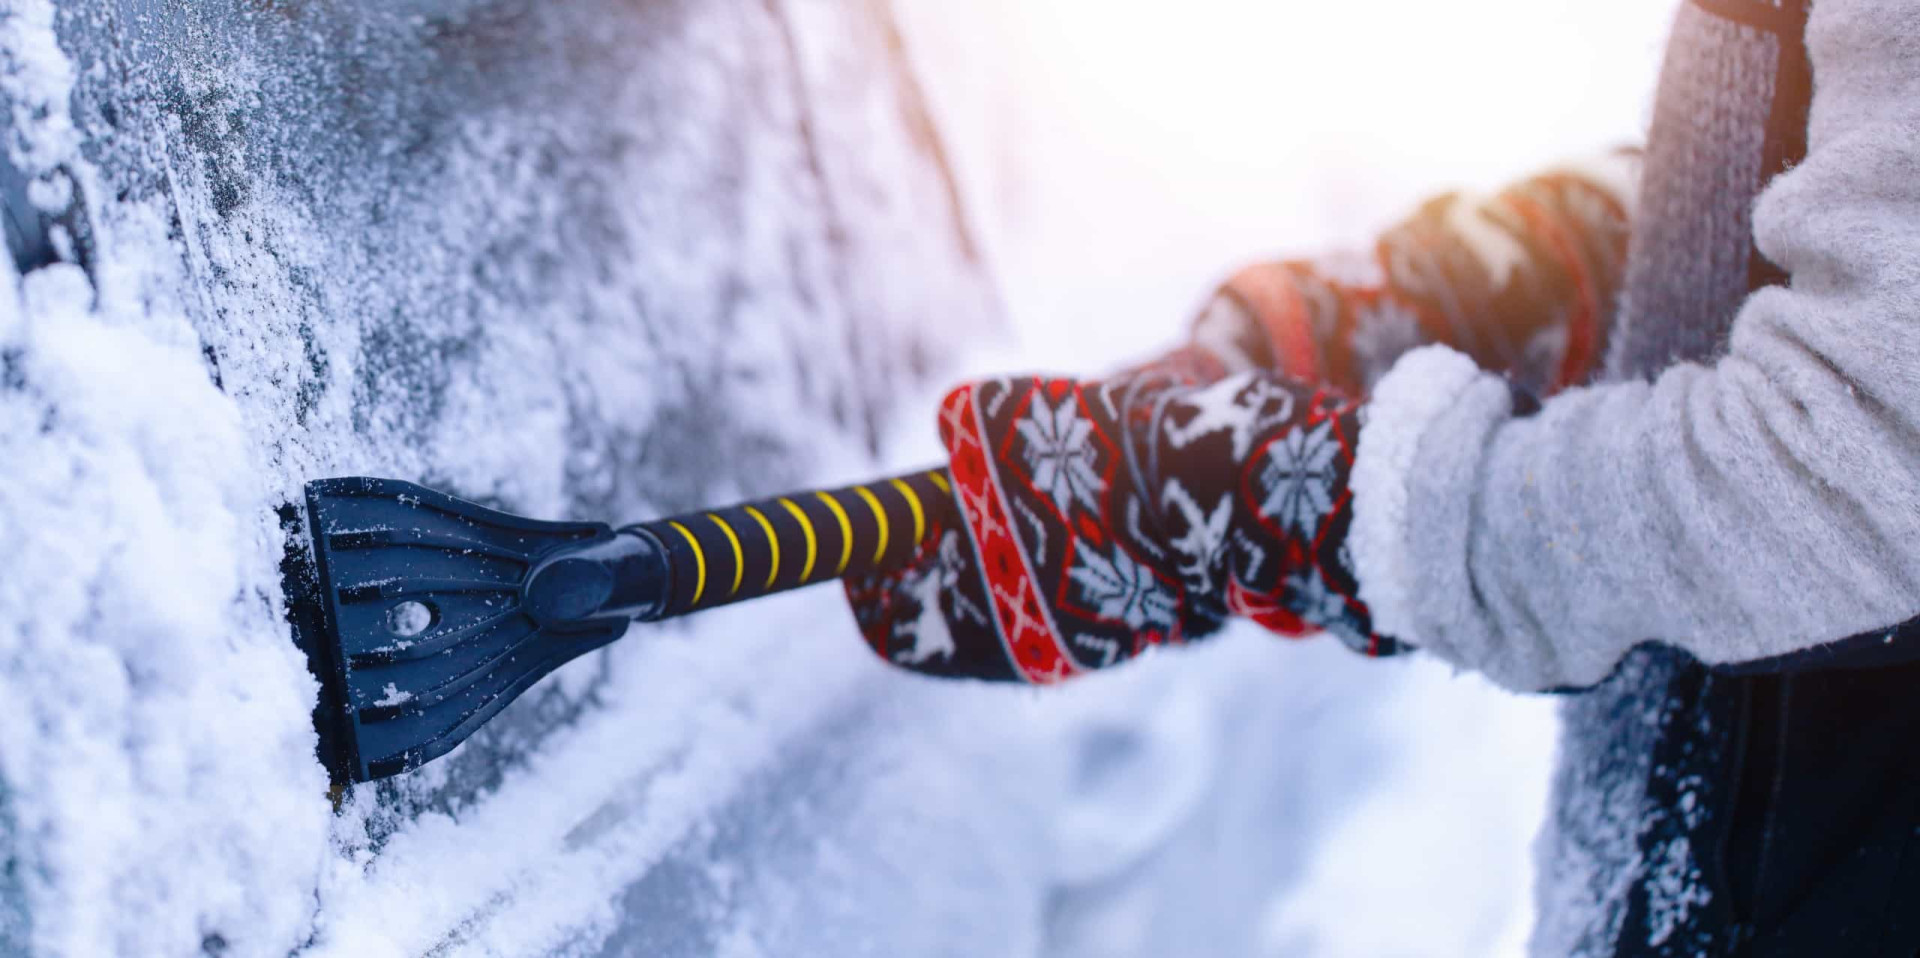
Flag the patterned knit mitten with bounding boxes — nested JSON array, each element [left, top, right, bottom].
[[1190, 152, 1637, 400], [841, 155, 1635, 682], [843, 363, 1398, 684]]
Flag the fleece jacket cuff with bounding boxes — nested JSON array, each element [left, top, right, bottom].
[[1349, 345, 1499, 650]]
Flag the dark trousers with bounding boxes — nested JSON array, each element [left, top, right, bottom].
[[1582, 641, 1920, 956]]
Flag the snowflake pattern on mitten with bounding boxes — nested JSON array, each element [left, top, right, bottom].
[[843, 154, 1635, 682], [844, 364, 1397, 683]]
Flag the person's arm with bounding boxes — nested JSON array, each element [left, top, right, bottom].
[[844, 157, 1639, 681], [1349, 0, 1920, 691]]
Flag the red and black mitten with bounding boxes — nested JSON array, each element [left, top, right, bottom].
[[842, 156, 1636, 681], [1191, 154, 1636, 399], [843, 364, 1399, 684]]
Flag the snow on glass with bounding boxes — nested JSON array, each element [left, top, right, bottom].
[[0, 0, 1672, 954]]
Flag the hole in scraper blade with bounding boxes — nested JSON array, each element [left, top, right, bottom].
[[386, 600, 436, 638]]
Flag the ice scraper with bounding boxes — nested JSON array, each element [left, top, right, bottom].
[[286, 470, 950, 787]]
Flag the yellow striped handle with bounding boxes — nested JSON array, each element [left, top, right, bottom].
[[632, 467, 952, 616]]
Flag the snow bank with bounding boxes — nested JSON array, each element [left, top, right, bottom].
[[0, 9, 329, 955], [0, 264, 334, 955]]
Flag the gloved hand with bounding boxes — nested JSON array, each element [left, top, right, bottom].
[[842, 154, 1635, 683], [1189, 153, 1636, 401], [844, 363, 1398, 683]]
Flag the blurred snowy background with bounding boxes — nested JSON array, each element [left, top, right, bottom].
[[887, 0, 1675, 952], [0, 1, 1671, 956]]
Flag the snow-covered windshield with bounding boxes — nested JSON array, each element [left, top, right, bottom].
[[0, 0, 1669, 954]]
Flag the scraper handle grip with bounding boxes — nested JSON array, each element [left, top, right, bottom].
[[523, 467, 955, 625]]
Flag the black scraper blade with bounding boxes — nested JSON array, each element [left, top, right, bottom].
[[294, 478, 630, 784]]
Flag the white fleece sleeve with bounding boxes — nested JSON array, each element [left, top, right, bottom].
[[1349, 0, 1920, 691]]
